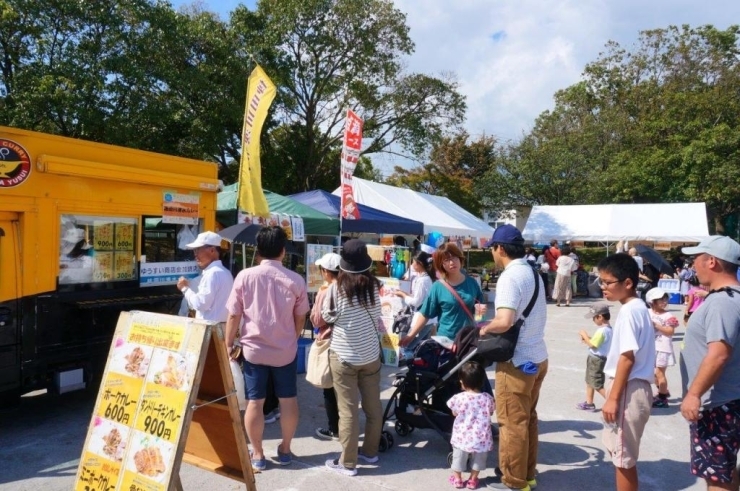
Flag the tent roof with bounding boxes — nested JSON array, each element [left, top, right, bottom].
[[289, 190, 424, 235], [332, 178, 493, 240], [521, 203, 709, 242], [217, 184, 339, 236]]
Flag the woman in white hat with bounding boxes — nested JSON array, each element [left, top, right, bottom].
[[309, 252, 342, 440]]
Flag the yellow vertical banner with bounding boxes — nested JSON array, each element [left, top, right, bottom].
[[238, 65, 276, 218]]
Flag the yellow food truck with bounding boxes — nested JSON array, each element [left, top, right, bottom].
[[0, 126, 219, 404]]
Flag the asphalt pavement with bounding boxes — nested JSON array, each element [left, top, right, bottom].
[[0, 297, 702, 490]]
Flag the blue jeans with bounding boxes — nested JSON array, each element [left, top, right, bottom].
[[401, 322, 435, 360]]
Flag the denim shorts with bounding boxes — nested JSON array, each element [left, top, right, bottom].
[[241, 356, 298, 400]]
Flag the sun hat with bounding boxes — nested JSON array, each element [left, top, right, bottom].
[[340, 239, 373, 273], [646, 287, 668, 304], [185, 231, 223, 249], [315, 252, 341, 272]]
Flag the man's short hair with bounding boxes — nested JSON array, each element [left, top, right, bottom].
[[256, 226, 287, 259], [493, 242, 525, 259], [597, 253, 639, 290], [718, 258, 739, 276]]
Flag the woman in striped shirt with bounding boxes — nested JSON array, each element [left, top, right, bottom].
[[322, 240, 383, 477]]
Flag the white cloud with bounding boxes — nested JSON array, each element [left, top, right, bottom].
[[181, 0, 740, 174], [393, 0, 740, 145]]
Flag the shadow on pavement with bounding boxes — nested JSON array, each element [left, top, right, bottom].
[[0, 389, 96, 485]]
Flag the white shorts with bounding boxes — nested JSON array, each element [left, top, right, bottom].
[[655, 351, 675, 368]]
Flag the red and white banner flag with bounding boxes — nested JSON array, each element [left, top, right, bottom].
[[340, 110, 363, 220]]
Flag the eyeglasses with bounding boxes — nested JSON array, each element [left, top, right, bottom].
[[598, 278, 623, 288], [443, 256, 460, 263]]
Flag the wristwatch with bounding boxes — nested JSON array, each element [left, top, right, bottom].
[[181, 286, 188, 293]]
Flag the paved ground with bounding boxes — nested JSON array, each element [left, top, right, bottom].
[[0, 297, 702, 490]]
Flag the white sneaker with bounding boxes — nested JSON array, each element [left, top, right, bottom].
[[325, 458, 357, 476], [357, 451, 379, 464]]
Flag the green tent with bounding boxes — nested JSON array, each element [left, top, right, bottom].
[[217, 183, 339, 236]]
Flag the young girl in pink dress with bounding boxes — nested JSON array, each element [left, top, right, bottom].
[[447, 361, 495, 489]]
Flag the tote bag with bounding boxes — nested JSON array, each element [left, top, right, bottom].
[[306, 338, 333, 389]]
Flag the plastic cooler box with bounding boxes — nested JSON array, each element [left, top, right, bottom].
[[297, 337, 313, 374], [658, 279, 682, 304]]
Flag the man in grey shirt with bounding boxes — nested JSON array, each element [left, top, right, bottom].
[[680, 236, 740, 490]]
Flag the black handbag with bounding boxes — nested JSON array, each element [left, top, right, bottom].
[[476, 266, 540, 364]]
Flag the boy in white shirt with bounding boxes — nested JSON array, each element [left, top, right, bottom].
[[597, 253, 656, 491]]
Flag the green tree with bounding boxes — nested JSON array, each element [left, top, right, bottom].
[[386, 132, 493, 215], [234, 0, 466, 193], [477, 24, 740, 231]]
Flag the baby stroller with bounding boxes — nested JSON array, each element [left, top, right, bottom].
[[381, 334, 495, 464]]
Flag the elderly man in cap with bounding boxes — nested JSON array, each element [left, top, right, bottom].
[[680, 236, 740, 491], [177, 231, 233, 322], [479, 224, 548, 491]]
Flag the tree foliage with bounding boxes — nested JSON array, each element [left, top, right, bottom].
[[385, 132, 493, 216], [236, 0, 466, 193], [478, 25, 740, 233], [0, 0, 465, 195]]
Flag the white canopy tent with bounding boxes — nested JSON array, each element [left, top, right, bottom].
[[522, 203, 709, 243], [333, 177, 494, 241]]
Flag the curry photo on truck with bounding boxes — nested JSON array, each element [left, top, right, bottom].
[[0, 126, 219, 404]]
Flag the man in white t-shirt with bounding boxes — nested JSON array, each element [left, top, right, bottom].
[[480, 225, 548, 491], [597, 253, 656, 491]]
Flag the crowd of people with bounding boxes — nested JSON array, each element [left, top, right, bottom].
[[176, 225, 740, 491]]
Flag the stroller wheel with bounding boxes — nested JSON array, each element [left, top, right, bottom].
[[395, 421, 413, 436], [447, 451, 454, 467], [378, 431, 394, 452]]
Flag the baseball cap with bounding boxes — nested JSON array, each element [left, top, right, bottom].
[[584, 302, 611, 319], [645, 287, 668, 304], [185, 231, 224, 249], [315, 252, 341, 272], [682, 236, 740, 265], [484, 224, 524, 248]]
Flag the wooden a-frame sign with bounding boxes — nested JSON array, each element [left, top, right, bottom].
[[180, 319, 255, 491], [73, 311, 255, 491]]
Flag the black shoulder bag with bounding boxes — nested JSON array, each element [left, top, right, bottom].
[[476, 266, 540, 364]]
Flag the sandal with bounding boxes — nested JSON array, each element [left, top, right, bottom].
[[448, 475, 464, 489], [467, 477, 479, 489]]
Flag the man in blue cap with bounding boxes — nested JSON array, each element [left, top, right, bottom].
[[479, 224, 548, 491]]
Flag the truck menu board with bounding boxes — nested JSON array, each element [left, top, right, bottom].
[[74, 312, 209, 491]]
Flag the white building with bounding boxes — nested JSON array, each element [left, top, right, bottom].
[[483, 206, 531, 231]]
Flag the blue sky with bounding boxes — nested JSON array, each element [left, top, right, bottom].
[[172, 0, 740, 174], [171, 0, 254, 21]]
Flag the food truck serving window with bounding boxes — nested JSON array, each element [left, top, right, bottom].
[[139, 218, 201, 287], [59, 215, 138, 285]]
